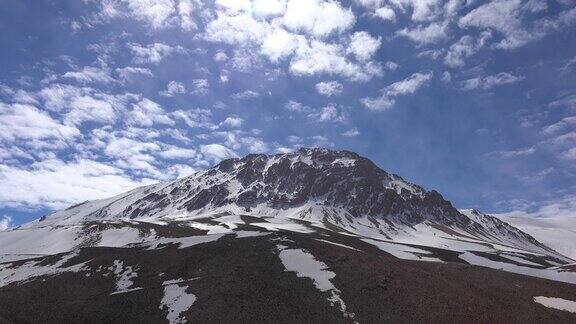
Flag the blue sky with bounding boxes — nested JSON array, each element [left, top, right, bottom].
[[1, 0, 575, 227]]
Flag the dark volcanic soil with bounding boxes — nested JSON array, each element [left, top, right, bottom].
[[0, 230, 575, 324]]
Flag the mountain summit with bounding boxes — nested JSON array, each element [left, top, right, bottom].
[[1, 148, 575, 323]]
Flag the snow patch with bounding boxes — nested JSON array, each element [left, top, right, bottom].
[[278, 246, 354, 319], [109, 260, 138, 294], [160, 282, 196, 324], [534, 296, 576, 313], [0, 252, 85, 287]]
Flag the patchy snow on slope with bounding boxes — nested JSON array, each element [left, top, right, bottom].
[[144, 234, 226, 250], [459, 252, 576, 285], [160, 282, 196, 324], [534, 296, 576, 313], [361, 238, 443, 262], [109, 260, 138, 293], [278, 246, 354, 319], [0, 252, 86, 287], [0, 226, 82, 260]]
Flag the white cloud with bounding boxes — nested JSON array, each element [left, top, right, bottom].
[[64, 95, 117, 126], [123, 0, 176, 29], [0, 158, 153, 209], [200, 144, 237, 163], [160, 81, 187, 97], [62, 66, 116, 85], [172, 109, 215, 129], [541, 117, 576, 136], [191, 79, 209, 96], [232, 90, 260, 100], [219, 116, 244, 128], [374, 6, 396, 21], [397, 21, 449, 45], [252, 0, 288, 17], [213, 51, 229, 62], [284, 100, 310, 112], [115, 66, 153, 82], [308, 104, 345, 122], [261, 26, 303, 62], [460, 72, 524, 90], [290, 39, 382, 81], [361, 72, 433, 110], [283, 0, 355, 38], [103, 136, 163, 176], [0, 103, 80, 143], [390, 0, 444, 22], [204, 12, 269, 45], [158, 146, 197, 159], [342, 128, 360, 137], [315, 81, 343, 97], [457, 0, 556, 50], [444, 31, 491, 68], [347, 31, 382, 62], [127, 98, 174, 126], [549, 93, 576, 110], [441, 71, 452, 83], [178, 0, 201, 31], [0, 216, 12, 231], [127, 43, 184, 65], [490, 146, 536, 158]]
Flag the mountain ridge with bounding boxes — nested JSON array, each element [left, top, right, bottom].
[[2, 147, 576, 323]]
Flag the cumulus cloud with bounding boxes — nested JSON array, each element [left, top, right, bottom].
[[308, 104, 346, 123], [361, 72, 433, 110], [315, 81, 343, 97], [202, 0, 381, 81], [213, 51, 229, 62], [219, 116, 244, 128], [283, 0, 355, 38], [178, 0, 202, 31], [200, 144, 237, 163], [0, 159, 153, 209], [115, 67, 153, 82], [160, 81, 186, 97], [127, 98, 174, 126], [374, 6, 396, 21], [123, 0, 176, 29], [64, 95, 117, 126], [284, 100, 311, 112], [190, 79, 209, 96], [172, 108, 215, 129], [0, 103, 80, 143], [397, 21, 449, 45], [127, 43, 184, 64], [347, 31, 382, 62], [290, 39, 383, 81], [62, 66, 116, 85]]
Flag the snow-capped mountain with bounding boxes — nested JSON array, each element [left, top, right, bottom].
[[1, 148, 575, 323]]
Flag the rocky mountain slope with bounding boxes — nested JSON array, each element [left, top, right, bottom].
[[1, 148, 575, 323]]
